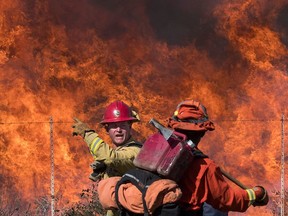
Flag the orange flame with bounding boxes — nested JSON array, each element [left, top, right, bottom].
[[0, 0, 287, 215]]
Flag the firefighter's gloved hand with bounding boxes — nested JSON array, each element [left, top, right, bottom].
[[90, 161, 107, 172], [89, 171, 104, 182], [252, 186, 269, 206], [89, 161, 106, 182], [72, 117, 95, 138]]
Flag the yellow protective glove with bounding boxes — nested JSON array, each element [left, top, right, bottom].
[[72, 117, 95, 138]]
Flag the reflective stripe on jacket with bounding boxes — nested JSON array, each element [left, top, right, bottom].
[[84, 131, 142, 177]]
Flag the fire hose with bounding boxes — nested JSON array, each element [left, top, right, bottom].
[[220, 168, 248, 189]]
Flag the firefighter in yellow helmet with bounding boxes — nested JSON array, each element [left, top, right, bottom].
[[167, 99, 269, 215]]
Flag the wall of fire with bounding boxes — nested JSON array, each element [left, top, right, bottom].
[[0, 0, 287, 215]]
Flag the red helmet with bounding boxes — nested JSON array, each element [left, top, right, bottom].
[[167, 99, 215, 131], [100, 100, 139, 124]]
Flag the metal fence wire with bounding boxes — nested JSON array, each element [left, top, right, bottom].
[[0, 117, 287, 216]]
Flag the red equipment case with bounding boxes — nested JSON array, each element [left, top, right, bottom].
[[133, 120, 194, 181]]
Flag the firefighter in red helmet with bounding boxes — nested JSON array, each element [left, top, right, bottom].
[[72, 100, 142, 182]]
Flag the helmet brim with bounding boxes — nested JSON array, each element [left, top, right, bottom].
[[100, 117, 139, 124]]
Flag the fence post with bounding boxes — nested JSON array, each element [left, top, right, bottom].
[[281, 114, 285, 216], [50, 117, 55, 216]]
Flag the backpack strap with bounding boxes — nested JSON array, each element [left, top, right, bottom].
[[115, 168, 161, 216]]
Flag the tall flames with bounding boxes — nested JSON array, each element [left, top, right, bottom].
[[0, 0, 287, 215]]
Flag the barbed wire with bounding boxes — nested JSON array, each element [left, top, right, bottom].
[[0, 121, 74, 124], [0, 119, 287, 124]]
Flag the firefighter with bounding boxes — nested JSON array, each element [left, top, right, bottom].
[[166, 99, 269, 215], [72, 100, 142, 216], [97, 99, 269, 216]]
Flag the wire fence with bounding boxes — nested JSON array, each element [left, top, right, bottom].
[[0, 117, 287, 215]]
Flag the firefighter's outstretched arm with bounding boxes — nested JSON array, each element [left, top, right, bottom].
[[220, 168, 269, 207]]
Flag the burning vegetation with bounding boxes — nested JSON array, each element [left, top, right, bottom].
[[0, 0, 287, 215]]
